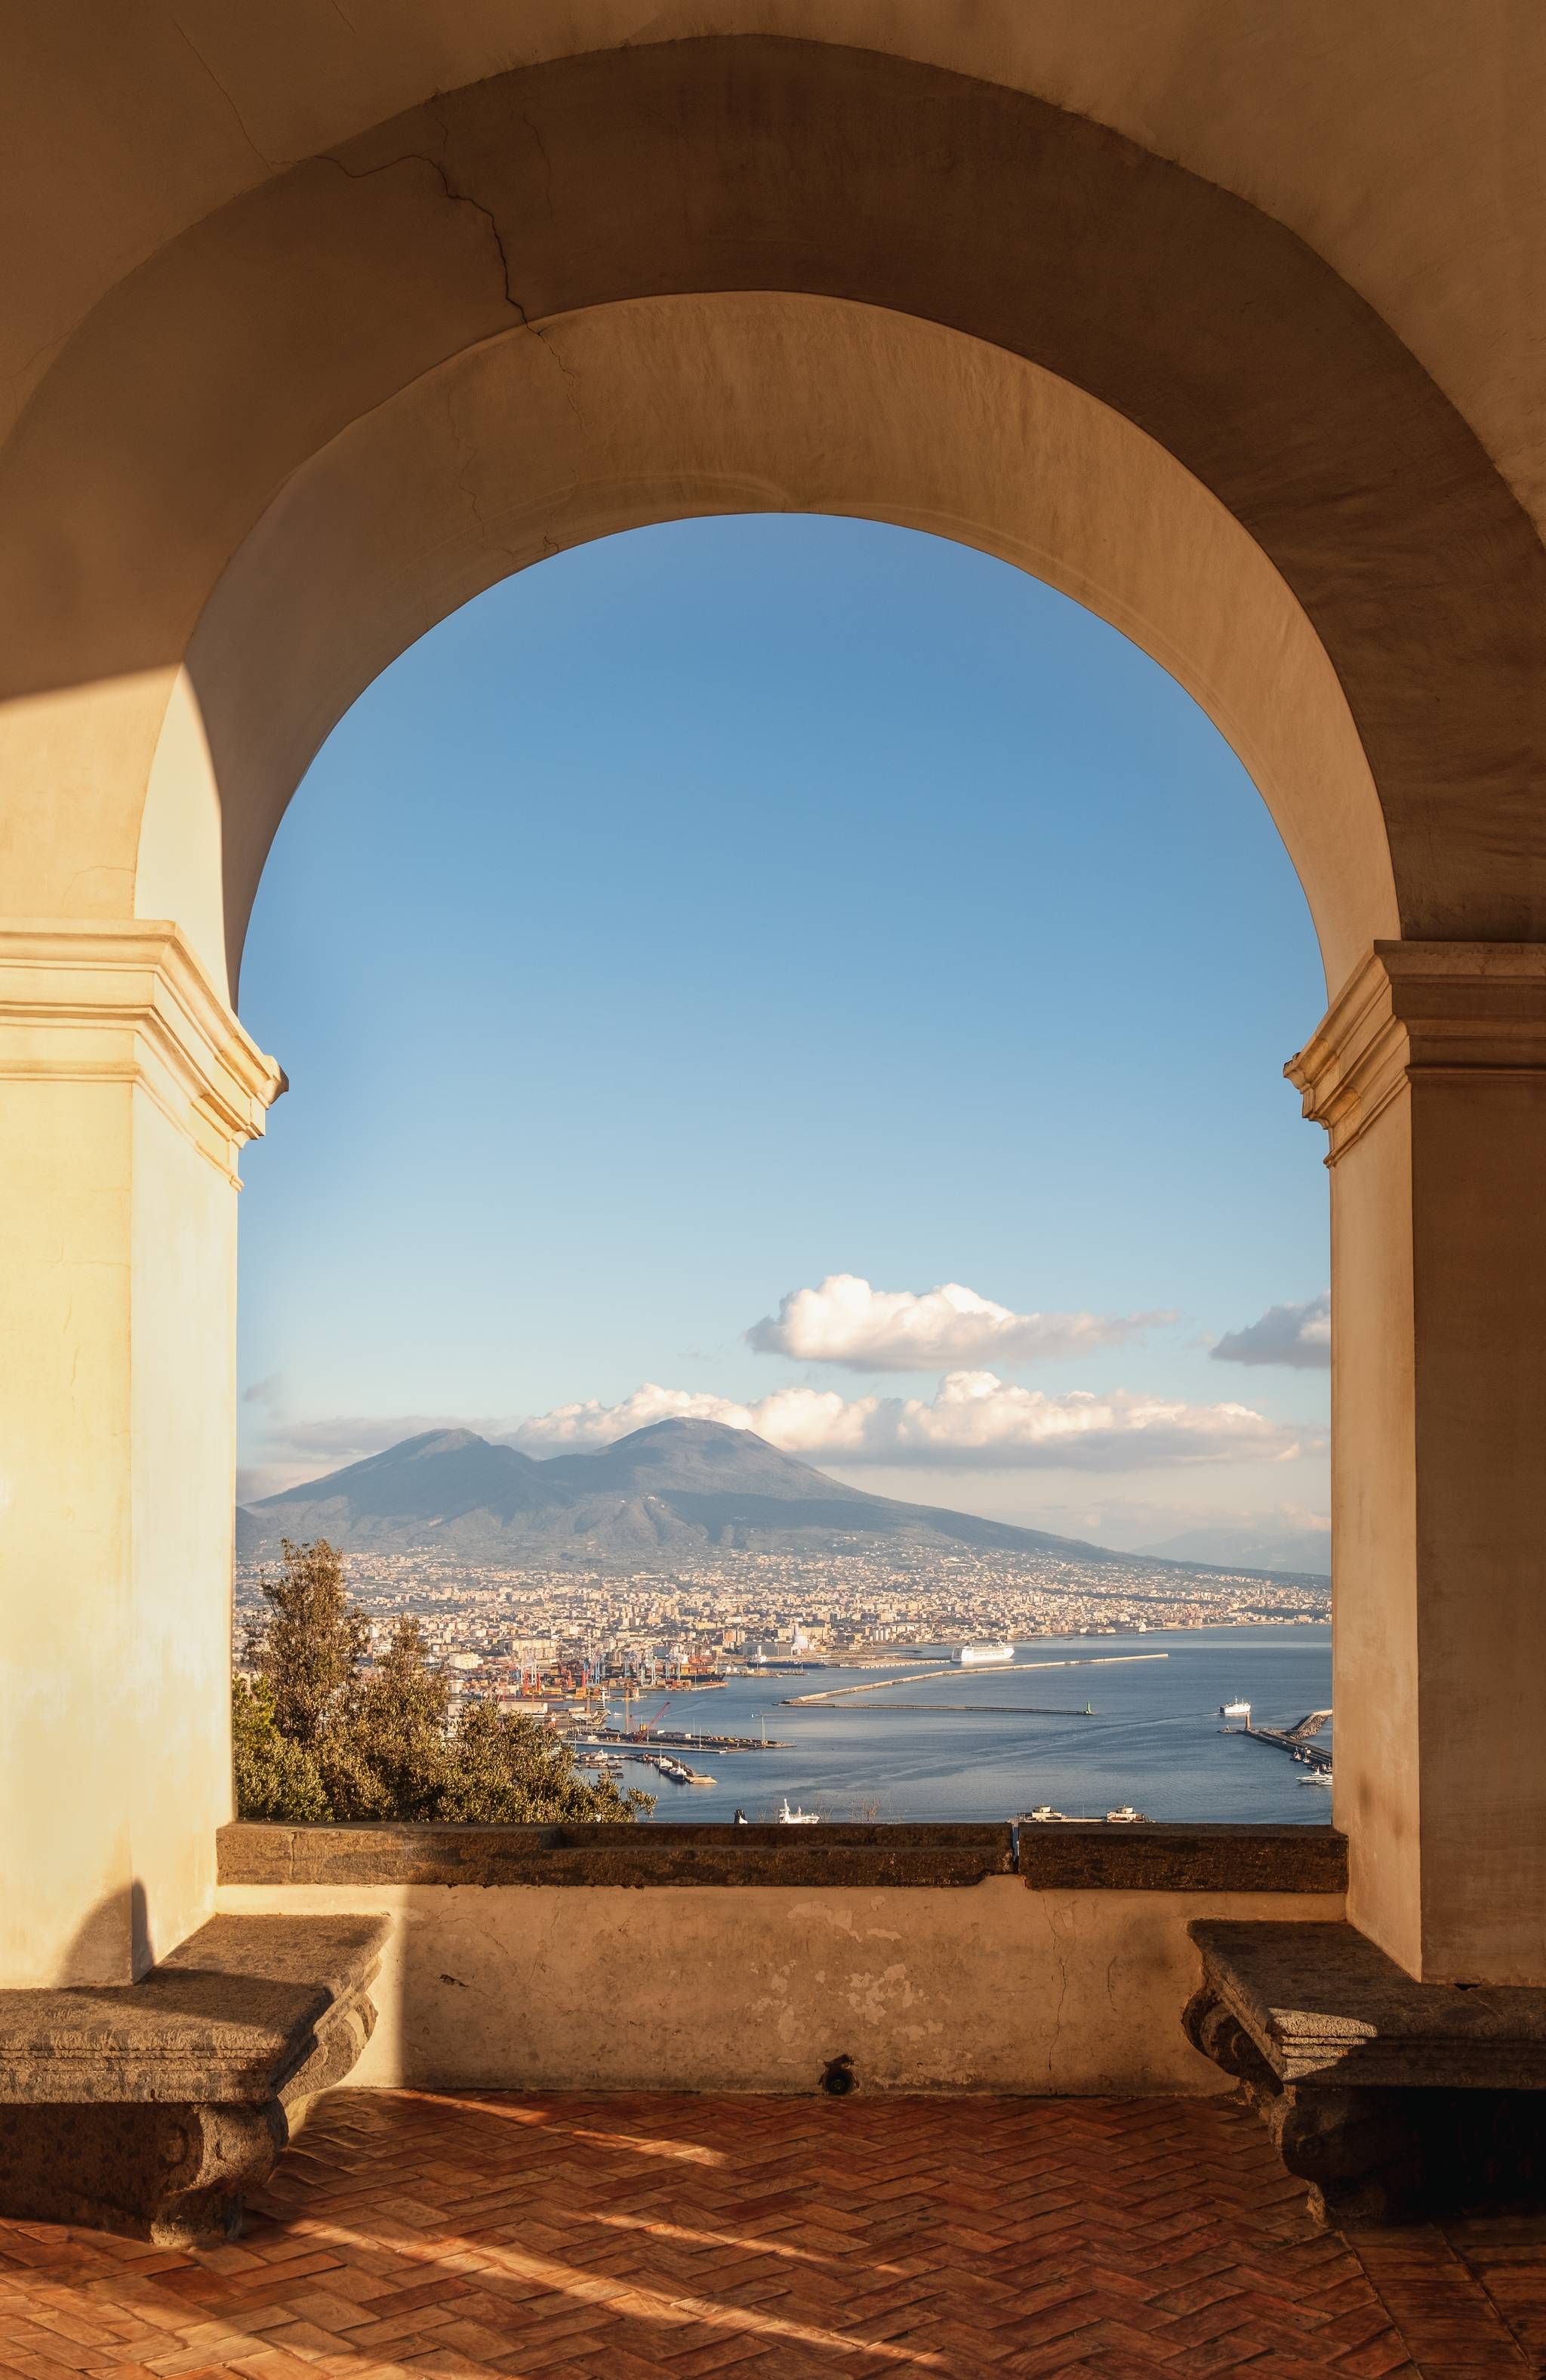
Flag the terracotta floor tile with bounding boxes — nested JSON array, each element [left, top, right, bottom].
[[0, 2095, 1542, 2378]]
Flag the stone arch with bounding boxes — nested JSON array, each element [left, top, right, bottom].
[[171, 292, 1389, 998], [2, 37, 1541, 994], [5, 31, 1546, 1992]]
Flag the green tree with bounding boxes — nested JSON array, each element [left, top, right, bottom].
[[244, 1538, 368, 1749], [331, 1616, 455, 1821], [233, 1541, 651, 1824], [441, 1695, 651, 1822], [231, 1673, 329, 1821]]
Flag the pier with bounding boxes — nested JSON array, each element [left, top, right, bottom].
[[810, 1702, 1097, 1716], [785, 1654, 1169, 1706], [1223, 1709, 1332, 1772]]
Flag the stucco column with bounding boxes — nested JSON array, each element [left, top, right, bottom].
[[0, 924, 282, 1985], [1289, 944, 1546, 1985]]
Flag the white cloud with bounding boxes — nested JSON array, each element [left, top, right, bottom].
[[242, 1375, 1314, 1501], [746, 1273, 1174, 1372], [506, 1372, 1310, 1470], [504, 1384, 761, 1451], [1212, 1292, 1331, 1370]]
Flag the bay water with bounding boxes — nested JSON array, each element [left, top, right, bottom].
[[611, 1622, 1333, 1824]]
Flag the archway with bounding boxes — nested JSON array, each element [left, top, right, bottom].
[[2, 36, 1543, 1990]]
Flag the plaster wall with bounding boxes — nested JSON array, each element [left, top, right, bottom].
[[1411, 1072, 1546, 1982], [0, 1073, 239, 1983], [1329, 1093, 1420, 1974], [215, 1880, 1345, 2095], [0, 1068, 137, 1982], [127, 1084, 242, 1972]]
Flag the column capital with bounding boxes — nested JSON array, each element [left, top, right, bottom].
[[1286, 941, 1546, 1162], [0, 920, 284, 1181]]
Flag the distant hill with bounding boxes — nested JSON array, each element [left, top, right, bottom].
[[1141, 1520, 1332, 1579], [236, 1418, 1328, 1587]]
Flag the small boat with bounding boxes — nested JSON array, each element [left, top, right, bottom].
[[778, 1798, 821, 1824], [1104, 1805, 1150, 1824], [1026, 1804, 1067, 1824], [1304, 1768, 1333, 1786]]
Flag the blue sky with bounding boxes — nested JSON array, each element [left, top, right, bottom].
[[236, 515, 1331, 1560]]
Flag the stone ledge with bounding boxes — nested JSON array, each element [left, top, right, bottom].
[[219, 1820, 1015, 1887], [219, 1819, 1344, 1892], [0, 1913, 387, 2243], [1018, 1823, 1346, 1894]]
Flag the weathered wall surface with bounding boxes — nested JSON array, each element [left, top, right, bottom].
[[215, 1880, 1345, 2094]]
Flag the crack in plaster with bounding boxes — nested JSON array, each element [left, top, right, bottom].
[[167, 16, 276, 175], [521, 111, 558, 225], [322, 131, 586, 430]]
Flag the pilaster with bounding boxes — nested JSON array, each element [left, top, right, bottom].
[[0, 922, 282, 1984], [1288, 943, 1546, 1984]]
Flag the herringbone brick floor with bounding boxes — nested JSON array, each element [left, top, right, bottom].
[[2, 2093, 1544, 2380]]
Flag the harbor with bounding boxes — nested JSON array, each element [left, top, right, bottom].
[[562, 1626, 1336, 1824]]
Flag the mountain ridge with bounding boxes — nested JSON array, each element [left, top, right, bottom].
[[236, 1418, 1328, 1587]]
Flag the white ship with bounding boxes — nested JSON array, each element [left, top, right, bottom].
[[1104, 1805, 1150, 1824], [778, 1798, 821, 1824], [957, 1642, 1016, 1667], [1026, 1805, 1067, 1824], [1219, 1698, 1252, 1722], [1304, 1768, 1333, 1787]]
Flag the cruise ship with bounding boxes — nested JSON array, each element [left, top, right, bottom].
[[957, 1642, 1016, 1667], [1219, 1698, 1252, 1722]]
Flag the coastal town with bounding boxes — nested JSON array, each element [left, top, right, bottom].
[[233, 1541, 1329, 1705]]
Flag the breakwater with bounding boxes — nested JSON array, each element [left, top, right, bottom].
[[812, 1702, 1097, 1716], [784, 1653, 1169, 1706]]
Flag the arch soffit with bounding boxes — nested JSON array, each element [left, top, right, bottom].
[[3, 40, 1541, 959], [181, 292, 1389, 1000]]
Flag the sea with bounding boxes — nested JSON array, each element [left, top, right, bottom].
[[599, 1623, 1333, 1825]]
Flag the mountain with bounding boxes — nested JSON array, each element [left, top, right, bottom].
[[236, 1418, 1326, 1583]]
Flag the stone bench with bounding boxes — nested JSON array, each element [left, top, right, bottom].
[[0, 1912, 388, 2244], [1187, 1918, 1546, 2225]]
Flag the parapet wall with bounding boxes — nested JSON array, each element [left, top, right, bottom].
[[217, 1824, 1344, 2096]]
